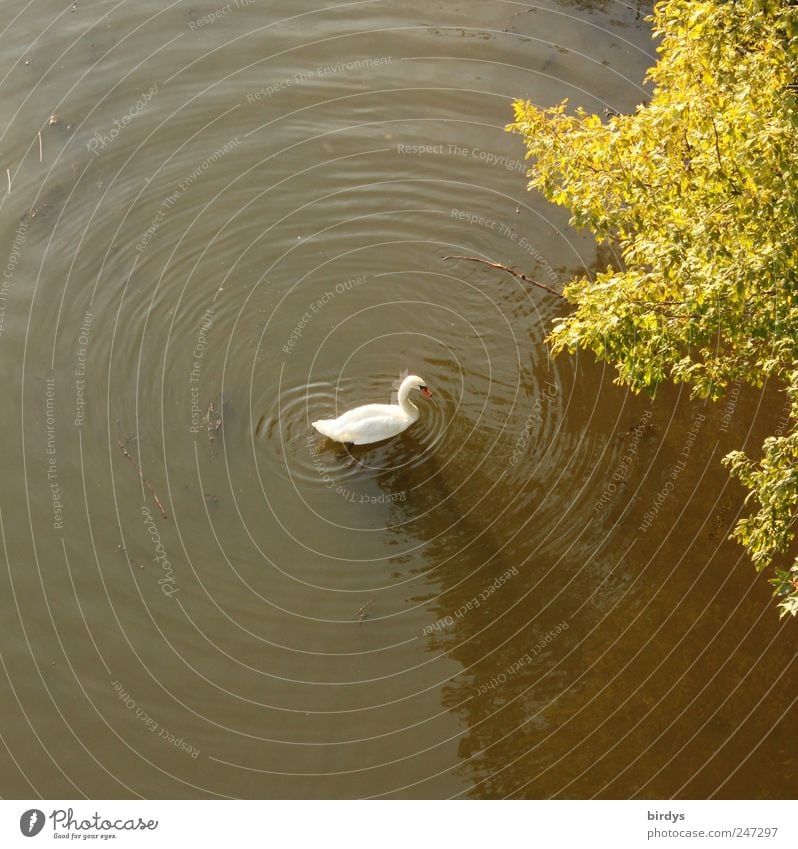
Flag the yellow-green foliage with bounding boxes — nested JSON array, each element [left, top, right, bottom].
[[507, 0, 798, 616]]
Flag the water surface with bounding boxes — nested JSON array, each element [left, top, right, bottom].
[[0, 0, 795, 799]]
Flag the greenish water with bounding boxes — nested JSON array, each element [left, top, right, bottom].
[[0, 0, 794, 799]]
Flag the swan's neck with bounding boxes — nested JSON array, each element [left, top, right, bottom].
[[397, 383, 420, 419]]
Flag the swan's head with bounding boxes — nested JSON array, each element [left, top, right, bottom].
[[405, 374, 432, 398]]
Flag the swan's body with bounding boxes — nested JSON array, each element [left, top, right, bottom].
[[312, 375, 432, 445]]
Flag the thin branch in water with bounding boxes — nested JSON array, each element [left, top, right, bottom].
[[5, 168, 10, 195], [38, 131, 42, 163], [442, 254, 565, 299], [116, 423, 168, 519]]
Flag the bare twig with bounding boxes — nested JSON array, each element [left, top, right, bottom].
[[357, 598, 375, 624], [443, 254, 565, 299], [203, 400, 223, 444], [38, 130, 42, 163], [5, 168, 10, 195], [116, 424, 168, 519]]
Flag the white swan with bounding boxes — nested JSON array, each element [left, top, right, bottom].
[[312, 375, 432, 445]]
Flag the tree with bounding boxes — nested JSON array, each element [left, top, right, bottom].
[[507, 0, 798, 616]]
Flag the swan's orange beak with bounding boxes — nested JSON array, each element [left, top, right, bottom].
[[421, 386, 433, 398]]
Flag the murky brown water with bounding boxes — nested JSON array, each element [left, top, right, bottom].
[[0, 0, 795, 799]]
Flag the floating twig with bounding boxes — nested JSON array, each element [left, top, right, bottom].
[[5, 168, 10, 195], [357, 598, 375, 624], [615, 412, 655, 443], [38, 130, 42, 162], [203, 401, 223, 444], [116, 423, 168, 519], [443, 254, 565, 299]]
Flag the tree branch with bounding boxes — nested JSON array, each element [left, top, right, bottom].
[[442, 255, 565, 299]]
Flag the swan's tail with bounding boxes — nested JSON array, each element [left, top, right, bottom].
[[312, 419, 343, 441]]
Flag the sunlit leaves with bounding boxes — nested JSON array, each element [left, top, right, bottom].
[[507, 0, 798, 615]]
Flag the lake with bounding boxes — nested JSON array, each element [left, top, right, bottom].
[[0, 0, 794, 799]]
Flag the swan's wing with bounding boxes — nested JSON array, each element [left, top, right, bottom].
[[312, 398, 413, 444], [334, 403, 396, 424], [312, 405, 400, 441], [349, 415, 410, 445]]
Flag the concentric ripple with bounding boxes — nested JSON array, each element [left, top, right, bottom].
[[1, 0, 792, 805]]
